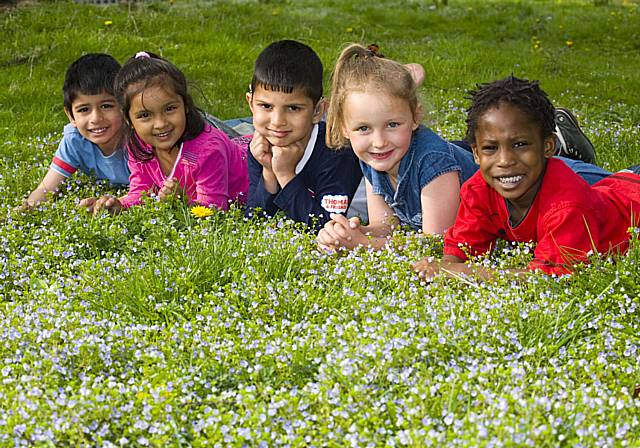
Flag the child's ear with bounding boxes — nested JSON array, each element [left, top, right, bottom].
[[543, 135, 556, 159], [64, 107, 77, 127], [245, 92, 254, 113], [412, 103, 424, 130], [471, 144, 480, 165], [312, 98, 327, 124]]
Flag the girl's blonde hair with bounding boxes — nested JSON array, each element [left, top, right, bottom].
[[326, 43, 420, 149]]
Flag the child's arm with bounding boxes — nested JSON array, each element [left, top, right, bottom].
[[246, 143, 280, 218], [263, 140, 362, 230], [420, 171, 461, 235], [19, 168, 67, 210], [317, 180, 397, 251], [249, 130, 279, 194], [412, 254, 530, 281]]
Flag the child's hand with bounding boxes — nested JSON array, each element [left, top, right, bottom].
[[13, 200, 33, 214], [90, 195, 123, 216], [404, 63, 425, 86], [271, 140, 306, 187], [159, 177, 182, 202], [78, 197, 98, 213], [412, 257, 442, 282], [316, 214, 367, 251], [249, 131, 273, 171]]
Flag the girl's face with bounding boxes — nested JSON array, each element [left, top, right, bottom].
[[341, 90, 419, 179], [128, 84, 186, 153]]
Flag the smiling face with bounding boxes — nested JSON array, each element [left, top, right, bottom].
[[128, 84, 187, 153], [472, 102, 556, 216], [247, 86, 323, 148], [65, 92, 123, 155], [341, 90, 420, 180]]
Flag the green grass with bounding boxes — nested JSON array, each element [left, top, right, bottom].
[[1, 0, 640, 445]]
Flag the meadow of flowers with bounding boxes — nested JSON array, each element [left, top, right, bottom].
[[2, 0, 640, 446]]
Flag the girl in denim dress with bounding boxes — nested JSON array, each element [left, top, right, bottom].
[[317, 43, 477, 251]]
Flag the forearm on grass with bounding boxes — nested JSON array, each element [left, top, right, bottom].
[[25, 169, 67, 206]]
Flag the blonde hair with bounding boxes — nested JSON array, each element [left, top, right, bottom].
[[326, 43, 420, 149]]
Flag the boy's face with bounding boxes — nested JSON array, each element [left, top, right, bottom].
[[471, 102, 556, 213], [65, 92, 123, 155], [247, 86, 324, 148]]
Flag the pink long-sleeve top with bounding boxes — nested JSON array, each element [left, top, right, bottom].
[[120, 125, 248, 210]]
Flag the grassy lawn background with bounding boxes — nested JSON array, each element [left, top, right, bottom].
[[0, 0, 639, 445]]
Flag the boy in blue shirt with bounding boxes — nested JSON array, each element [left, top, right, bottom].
[[19, 53, 129, 210], [244, 40, 363, 230]]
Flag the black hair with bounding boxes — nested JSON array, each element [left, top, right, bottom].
[[63, 53, 121, 118], [250, 40, 323, 104], [465, 75, 555, 144], [114, 51, 205, 162]]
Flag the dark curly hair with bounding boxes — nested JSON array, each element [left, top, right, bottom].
[[465, 75, 555, 144], [114, 51, 205, 162]]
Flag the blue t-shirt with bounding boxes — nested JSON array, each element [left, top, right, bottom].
[[50, 124, 130, 185], [361, 125, 477, 230]]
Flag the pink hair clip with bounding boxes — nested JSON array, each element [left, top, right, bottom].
[[135, 51, 150, 59]]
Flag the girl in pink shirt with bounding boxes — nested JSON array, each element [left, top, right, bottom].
[[88, 51, 248, 214]]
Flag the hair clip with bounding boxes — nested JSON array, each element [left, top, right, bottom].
[[367, 44, 385, 58], [135, 51, 151, 59]]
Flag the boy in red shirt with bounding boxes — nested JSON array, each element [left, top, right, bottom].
[[413, 76, 640, 278]]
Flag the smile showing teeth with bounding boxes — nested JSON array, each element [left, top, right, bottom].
[[90, 128, 107, 134], [497, 175, 523, 184], [156, 131, 171, 138]]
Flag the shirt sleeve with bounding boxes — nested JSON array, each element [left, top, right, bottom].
[[245, 146, 279, 218], [193, 134, 239, 210], [418, 150, 461, 190], [119, 156, 155, 209], [529, 203, 601, 275], [444, 184, 500, 260], [272, 148, 363, 230], [50, 128, 81, 178]]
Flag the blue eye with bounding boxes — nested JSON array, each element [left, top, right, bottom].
[[388, 122, 399, 128], [357, 126, 369, 133]]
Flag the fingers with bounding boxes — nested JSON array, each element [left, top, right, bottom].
[[404, 63, 426, 86], [91, 196, 122, 216], [78, 197, 97, 212], [13, 201, 32, 214], [411, 257, 439, 281], [92, 196, 114, 215], [159, 177, 180, 201]]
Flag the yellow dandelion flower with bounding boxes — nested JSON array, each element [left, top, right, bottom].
[[191, 206, 213, 218], [565, 40, 574, 48], [104, 20, 113, 27], [346, 27, 353, 33]]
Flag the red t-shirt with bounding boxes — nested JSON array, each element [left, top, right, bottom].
[[444, 158, 640, 275]]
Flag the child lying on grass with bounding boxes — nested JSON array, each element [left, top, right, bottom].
[[18, 53, 129, 211], [86, 51, 248, 215], [413, 75, 640, 279], [316, 44, 610, 253]]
